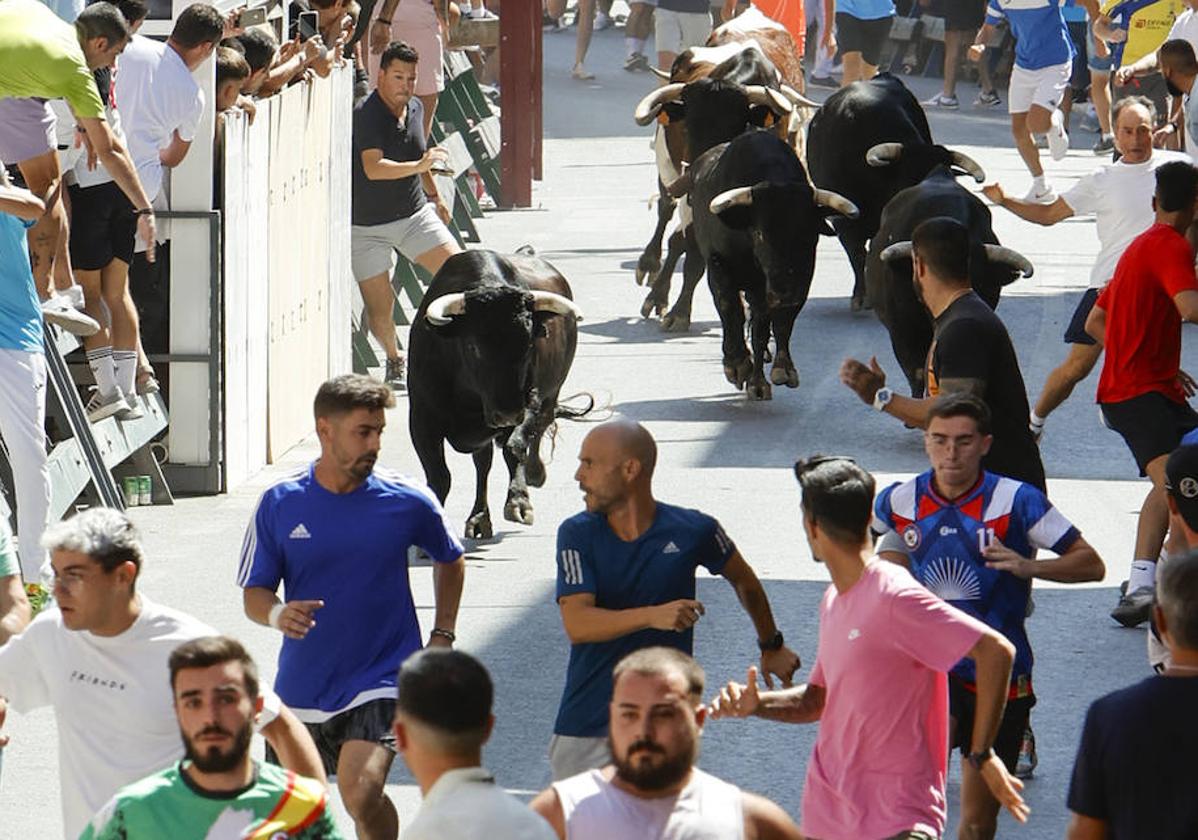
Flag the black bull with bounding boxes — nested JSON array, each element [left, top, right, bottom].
[[408, 250, 586, 539], [866, 168, 1035, 395]]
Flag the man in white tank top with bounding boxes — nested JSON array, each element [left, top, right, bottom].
[[529, 647, 802, 840]]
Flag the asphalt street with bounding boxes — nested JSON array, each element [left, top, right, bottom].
[[0, 12, 1185, 839]]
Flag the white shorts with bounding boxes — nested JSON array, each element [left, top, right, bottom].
[[1007, 60, 1071, 114], [351, 202, 457, 281], [655, 9, 712, 56]]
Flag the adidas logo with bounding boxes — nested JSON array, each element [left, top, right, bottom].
[[289, 523, 312, 540], [662, 541, 680, 554]]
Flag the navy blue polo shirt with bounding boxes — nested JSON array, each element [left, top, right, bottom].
[[351, 91, 426, 226]]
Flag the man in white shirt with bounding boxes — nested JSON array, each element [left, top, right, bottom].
[[1160, 38, 1198, 156], [394, 648, 557, 840], [0, 508, 324, 839]]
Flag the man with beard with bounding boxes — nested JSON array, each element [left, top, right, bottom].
[[841, 217, 1047, 491], [0, 508, 323, 839], [531, 647, 803, 839], [81, 636, 343, 838], [239, 374, 465, 840], [709, 456, 1027, 840], [548, 418, 800, 781]]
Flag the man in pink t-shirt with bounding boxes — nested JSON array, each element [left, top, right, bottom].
[[709, 456, 1029, 840]]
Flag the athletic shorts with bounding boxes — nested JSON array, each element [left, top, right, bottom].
[[1087, 28, 1113, 72], [1101, 391, 1198, 475], [350, 203, 457, 281], [949, 677, 1036, 773], [1064, 288, 1100, 345], [0, 98, 56, 165], [1008, 60, 1071, 114], [368, 0, 444, 96], [834, 12, 893, 66], [548, 734, 611, 781], [937, 0, 986, 32], [267, 698, 397, 778], [68, 181, 137, 271], [1113, 71, 1168, 127], [655, 9, 713, 56]]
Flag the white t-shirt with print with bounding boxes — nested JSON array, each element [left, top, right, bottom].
[[0, 595, 279, 839], [1060, 150, 1192, 287]]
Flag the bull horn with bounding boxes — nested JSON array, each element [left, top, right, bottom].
[[779, 84, 822, 110], [813, 188, 859, 219], [866, 142, 904, 167], [634, 82, 685, 126], [709, 185, 755, 215], [983, 244, 1034, 278], [950, 150, 986, 183], [650, 66, 672, 81], [530, 290, 584, 321], [880, 241, 913, 262], [425, 292, 467, 326], [744, 85, 793, 117]]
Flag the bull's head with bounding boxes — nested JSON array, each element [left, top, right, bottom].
[[635, 80, 795, 162], [865, 142, 987, 186], [709, 181, 858, 308], [424, 288, 582, 429]]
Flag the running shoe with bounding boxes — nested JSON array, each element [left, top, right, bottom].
[[1092, 134, 1115, 155], [466, 7, 498, 20], [1048, 109, 1070, 161], [122, 393, 145, 421], [384, 357, 406, 390], [1110, 584, 1154, 628], [137, 371, 160, 395], [921, 92, 959, 109], [41, 295, 99, 337], [808, 74, 838, 88], [624, 52, 651, 72], [1015, 726, 1037, 779], [974, 90, 1002, 108], [1021, 182, 1058, 205], [593, 10, 611, 29], [86, 387, 130, 422]]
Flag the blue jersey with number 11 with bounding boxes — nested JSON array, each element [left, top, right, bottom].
[[873, 471, 1079, 689]]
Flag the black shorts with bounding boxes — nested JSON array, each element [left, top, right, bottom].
[[835, 12, 893, 66], [949, 677, 1036, 773], [1102, 391, 1198, 475], [1067, 20, 1090, 91], [1063, 288, 1099, 345], [266, 698, 396, 778], [935, 0, 986, 32], [68, 181, 136, 271]]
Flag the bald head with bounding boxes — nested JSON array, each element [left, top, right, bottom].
[[589, 418, 657, 478], [575, 418, 657, 514]]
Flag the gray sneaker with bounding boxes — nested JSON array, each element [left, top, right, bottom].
[[384, 357, 406, 390], [1110, 584, 1154, 628], [86, 388, 128, 422], [1092, 134, 1115, 155]]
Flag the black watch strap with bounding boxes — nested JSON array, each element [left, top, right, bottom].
[[966, 747, 995, 771], [757, 630, 784, 652]]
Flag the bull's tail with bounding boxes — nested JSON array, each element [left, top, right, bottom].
[[554, 392, 602, 421]]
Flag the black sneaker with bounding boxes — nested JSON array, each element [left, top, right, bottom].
[[384, 357, 405, 390], [1092, 134, 1115, 155], [808, 74, 838, 88]]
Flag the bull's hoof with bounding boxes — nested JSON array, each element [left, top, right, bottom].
[[503, 496, 534, 526], [465, 511, 493, 540], [635, 259, 660, 287], [770, 363, 799, 388], [723, 356, 753, 389], [640, 291, 667, 319], [746, 378, 773, 401], [660, 310, 691, 332], [526, 457, 547, 489], [850, 294, 866, 312]]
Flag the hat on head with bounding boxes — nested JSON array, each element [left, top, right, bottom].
[[1165, 444, 1198, 532]]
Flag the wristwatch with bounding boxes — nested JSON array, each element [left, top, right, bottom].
[[757, 631, 784, 652], [966, 747, 995, 771], [873, 386, 893, 412]]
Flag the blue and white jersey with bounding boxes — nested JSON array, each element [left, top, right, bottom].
[[986, 0, 1075, 69], [237, 463, 464, 721], [554, 503, 735, 738], [0, 213, 42, 354], [873, 470, 1080, 690]]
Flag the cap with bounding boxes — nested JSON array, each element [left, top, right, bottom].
[[1165, 444, 1198, 532]]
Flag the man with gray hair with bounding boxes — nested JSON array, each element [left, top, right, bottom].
[[0, 508, 323, 839], [1066, 549, 1198, 838]]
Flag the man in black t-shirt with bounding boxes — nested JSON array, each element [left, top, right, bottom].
[[1065, 549, 1198, 840], [351, 40, 460, 389], [840, 217, 1046, 491]]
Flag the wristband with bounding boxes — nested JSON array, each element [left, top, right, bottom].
[[430, 627, 456, 643], [268, 603, 285, 629], [375, 17, 391, 24], [134, 207, 154, 217]]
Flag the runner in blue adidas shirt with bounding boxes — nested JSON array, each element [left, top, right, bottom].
[[238, 374, 465, 839], [873, 393, 1103, 840], [972, 0, 1076, 203], [549, 417, 800, 780]]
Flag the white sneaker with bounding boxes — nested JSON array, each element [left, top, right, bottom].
[[1048, 109, 1069, 161], [41, 295, 100, 337], [62, 285, 85, 309], [120, 393, 145, 421], [1022, 182, 1058, 205], [86, 387, 128, 422], [466, 7, 498, 19]]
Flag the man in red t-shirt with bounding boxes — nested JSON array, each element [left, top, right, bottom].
[[1086, 160, 1198, 628]]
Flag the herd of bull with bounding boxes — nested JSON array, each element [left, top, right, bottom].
[[396, 19, 1038, 544]]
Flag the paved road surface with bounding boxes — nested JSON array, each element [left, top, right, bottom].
[[0, 14, 1181, 839]]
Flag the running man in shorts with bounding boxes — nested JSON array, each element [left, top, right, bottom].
[[351, 41, 461, 389], [656, 0, 714, 74], [971, 0, 1075, 203], [923, 0, 1000, 109], [822, 0, 894, 85]]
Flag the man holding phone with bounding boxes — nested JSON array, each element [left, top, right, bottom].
[[351, 40, 460, 390]]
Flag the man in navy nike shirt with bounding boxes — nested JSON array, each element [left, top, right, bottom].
[[237, 374, 465, 840], [549, 417, 801, 780]]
